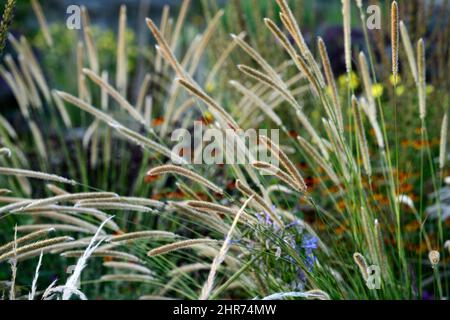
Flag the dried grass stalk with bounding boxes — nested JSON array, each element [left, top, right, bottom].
[[176, 78, 239, 130], [391, 1, 399, 78], [399, 21, 418, 82], [440, 113, 448, 170], [0, 236, 73, 262], [61, 250, 140, 262], [252, 161, 302, 192], [318, 37, 344, 133], [16, 224, 92, 234], [0, 228, 54, 255], [352, 96, 372, 177], [0, 167, 76, 185], [23, 192, 118, 210], [103, 262, 154, 275], [110, 231, 178, 243], [147, 164, 223, 194], [116, 5, 127, 95], [81, 6, 99, 73], [353, 252, 369, 281], [259, 136, 307, 191], [147, 239, 218, 257], [15, 211, 103, 235], [199, 196, 253, 300], [342, 0, 352, 73], [77, 202, 155, 213], [100, 274, 154, 283], [417, 39, 426, 121]]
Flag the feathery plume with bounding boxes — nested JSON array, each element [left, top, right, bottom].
[[259, 135, 307, 191], [0, 228, 54, 255], [391, 1, 399, 78], [61, 249, 139, 263], [0, 167, 76, 185], [353, 252, 369, 281], [147, 239, 218, 257], [176, 78, 239, 130], [116, 5, 127, 96], [417, 39, 426, 121], [147, 164, 224, 194], [103, 261, 154, 275], [23, 192, 118, 210], [318, 37, 344, 133], [352, 96, 372, 177], [0, 237, 73, 262], [342, 0, 352, 73], [81, 6, 99, 73], [399, 21, 418, 82], [439, 112, 448, 170], [100, 274, 154, 283], [110, 231, 177, 243]]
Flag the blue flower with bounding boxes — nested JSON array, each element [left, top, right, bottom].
[[301, 234, 318, 271], [301, 234, 318, 250]]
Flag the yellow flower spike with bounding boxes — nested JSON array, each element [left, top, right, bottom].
[[372, 83, 384, 98], [426, 85, 434, 95]]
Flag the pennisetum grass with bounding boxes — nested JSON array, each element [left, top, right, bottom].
[[61, 249, 140, 263], [0, 167, 76, 185], [417, 39, 426, 122], [147, 239, 219, 257], [391, 1, 399, 78], [103, 261, 154, 276], [0, 236, 73, 262], [147, 164, 224, 195]]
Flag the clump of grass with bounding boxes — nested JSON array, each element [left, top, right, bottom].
[[0, 0, 449, 301]]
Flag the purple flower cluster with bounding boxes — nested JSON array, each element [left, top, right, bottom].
[[301, 234, 318, 271]]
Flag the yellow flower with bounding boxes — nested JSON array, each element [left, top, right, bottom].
[[390, 74, 401, 85], [372, 83, 384, 98], [338, 71, 360, 90], [426, 85, 434, 95], [205, 82, 216, 93], [395, 85, 405, 96]]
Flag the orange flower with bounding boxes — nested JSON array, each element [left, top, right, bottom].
[[152, 117, 165, 126]]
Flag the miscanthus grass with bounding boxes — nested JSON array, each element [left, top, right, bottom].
[[0, 0, 448, 300]]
